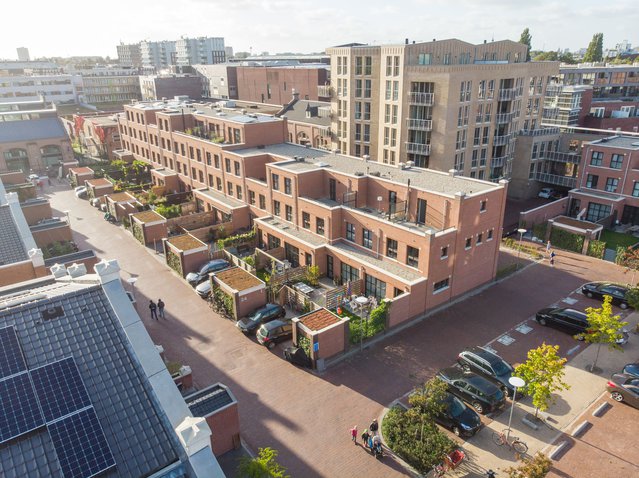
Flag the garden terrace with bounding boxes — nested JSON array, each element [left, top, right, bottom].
[[131, 209, 165, 224], [298, 308, 341, 332], [166, 234, 207, 252], [214, 267, 263, 292]]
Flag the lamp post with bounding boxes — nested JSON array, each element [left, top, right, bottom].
[[506, 376, 526, 441], [516, 228, 527, 270], [355, 296, 370, 352]]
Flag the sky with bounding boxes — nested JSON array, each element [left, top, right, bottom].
[[1, 0, 637, 60]]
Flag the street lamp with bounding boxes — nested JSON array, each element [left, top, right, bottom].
[[506, 376, 526, 441], [355, 296, 370, 352], [516, 228, 527, 270]]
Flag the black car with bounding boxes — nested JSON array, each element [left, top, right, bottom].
[[434, 392, 482, 437], [457, 347, 515, 397], [236, 304, 286, 334], [283, 346, 311, 368], [582, 282, 631, 309], [437, 366, 506, 414], [256, 320, 293, 348], [185, 259, 230, 286], [606, 373, 639, 409], [622, 363, 639, 378], [535, 307, 589, 336]]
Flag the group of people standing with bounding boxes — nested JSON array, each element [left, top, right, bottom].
[[148, 299, 166, 320], [350, 419, 382, 456]]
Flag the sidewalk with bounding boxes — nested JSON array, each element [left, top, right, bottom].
[[450, 312, 639, 477]]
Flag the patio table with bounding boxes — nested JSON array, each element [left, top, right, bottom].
[[294, 282, 314, 295]]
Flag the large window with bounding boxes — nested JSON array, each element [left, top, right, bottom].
[[40, 145, 63, 167], [610, 154, 624, 169], [316, 218, 325, 235], [302, 212, 310, 229], [272, 173, 279, 190], [386, 238, 398, 259], [285, 205, 293, 222], [3, 148, 29, 172], [633, 182, 639, 197], [284, 177, 292, 194], [605, 177, 619, 192], [341, 263, 359, 282], [586, 174, 598, 189], [365, 274, 386, 300], [346, 222, 355, 241], [407, 246, 419, 267], [363, 228, 373, 248], [273, 200, 281, 216], [586, 202, 611, 222], [590, 151, 603, 166], [433, 278, 450, 293]]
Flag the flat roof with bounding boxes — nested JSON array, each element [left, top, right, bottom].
[[280, 100, 331, 127], [167, 233, 206, 251], [552, 215, 602, 231], [186, 384, 234, 417], [151, 167, 177, 177], [86, 177, 113, 187], [234, 143, 501, 197], [193, 187, 246, 209], [587, 135, 639, 150], [0, 117, 68, 143], [69, 167, 94, 175], [131, 209, 165, 223], [215, 267, 263, 291], [107, 191, 137, 202], [256, 216, 326, 247], [299, 308, 341, 331]]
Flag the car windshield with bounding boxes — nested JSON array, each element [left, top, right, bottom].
[[248, 312, 263, 322], [492, 360, 513, 376], [448, 396, 466, 418]]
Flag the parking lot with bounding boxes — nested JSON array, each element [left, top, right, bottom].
[[48, 182, 638, 477]]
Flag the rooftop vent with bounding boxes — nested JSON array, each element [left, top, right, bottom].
[[399, 162, 406, 169], [363, 155, 371, 162], [316, 161, 329, 167], [406, 161, 414, 168], [354, 171, 364, 176], [332, 148, 340, 154], [41, 306, 64, 322], [370, 171, 381, 177], [256, 145, 265, 149]]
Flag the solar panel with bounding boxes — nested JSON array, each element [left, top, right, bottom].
[[30, 357, 91, 423], [0, 372, 45, 443], [0, 325, 27, 379], [48, 407, 116, 478]]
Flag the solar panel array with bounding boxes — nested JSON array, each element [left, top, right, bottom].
[[0, 326, 116, 478]]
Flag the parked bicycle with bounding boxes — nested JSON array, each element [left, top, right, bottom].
[[491, 429, 528, 454]]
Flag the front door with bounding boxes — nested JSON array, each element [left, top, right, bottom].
[[389, 191, 397, 216], [326, 255, 334, 279], [416, 198, 427, 225], [329, 178, 336, 201]]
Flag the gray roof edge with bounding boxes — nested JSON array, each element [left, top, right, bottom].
[[4, 193, 39, 262]]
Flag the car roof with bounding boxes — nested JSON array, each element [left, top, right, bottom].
[[260, 303, 281, 311], [262, 319, 288, 330], [553, 308, 587, 319], [464, 346, 504, 364]]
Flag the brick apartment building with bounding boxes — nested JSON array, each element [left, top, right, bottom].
[[117, 99, 507, 320], [567, 135, 639, 225], [73, 113, 122, 160], [234, 65, 329, 104], [325, 39, 557, 193]]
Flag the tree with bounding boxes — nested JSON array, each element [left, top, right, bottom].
[[559, 52, 577, 64], [237, 447, 290, 478], [514, 344, 570, 418], [533, 51, 558, 61], [505, 452, 553, 478], [578, 295, 629, 371], [583, 33, 604, 62], [408, 377, 448, 422], [519, 28, 532, 61], [616, 246, 639, 284]]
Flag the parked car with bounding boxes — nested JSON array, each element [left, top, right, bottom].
[[74, 186, 88, 198], [283, 346, 312, 368], [581, 282, 631, 309], [237, 304, 286, 334], [622, 363, 639, 378], [538, 188, 556, 199], [457, 347, 515, 397], [433, 392, 482, 437], [256, 319, 293, 348], [437, 366, 506, 414], [195, 280, 212, 298], [606, 373, 639, 409], [536, 307, 629, 344], [185, 259, 230, 286]]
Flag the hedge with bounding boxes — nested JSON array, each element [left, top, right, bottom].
[[586, 240, 606, 259], [549, 228, 584, 253], [216, 229, 256, 250]]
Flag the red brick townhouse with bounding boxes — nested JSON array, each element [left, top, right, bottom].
[[568, 136, 639, 225], [117, 99, 508, 321]]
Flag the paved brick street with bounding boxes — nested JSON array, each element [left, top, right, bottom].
[[48, 183, 636, 477]]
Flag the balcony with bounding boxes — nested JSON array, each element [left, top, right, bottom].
[[406, 118, 433, 131], [539, 150, 581, 164], [518, 127, 560, 137], [317, 85, 333, 98], [408, 92, 435, 106], [492, 133, 513, 146], [498, 88, 517, 101], [405, 142, 431, 155], [491, 155, 509, 167], [534, 172, 577, 188], [495, 112, 515, 124]]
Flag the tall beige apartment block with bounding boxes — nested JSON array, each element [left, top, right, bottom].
[[327, 39, 558, 182]]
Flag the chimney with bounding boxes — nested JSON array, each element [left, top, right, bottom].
[[449, 169, 458, 177], [484, 40, 487, 44], [292, 88, 299, 102], [405, 38, 409, 45]]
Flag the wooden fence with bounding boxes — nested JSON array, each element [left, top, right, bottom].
[[325, 279, 364, 310]]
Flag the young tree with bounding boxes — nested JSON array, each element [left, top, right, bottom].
[[408, 377, 449, 440], [505, 452, 553, 478], [519, 28, 532, 61], [616, 246, 639, 284], [514, 344, 570, 418], [578, 295, 629, 371], [237, 447, 290, 478], [583, 33, 604, 62]]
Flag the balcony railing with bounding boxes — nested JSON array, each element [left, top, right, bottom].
[[493, 133, 513, 146], [534, 172, 577, 188], [405, 142, 431, 155], [406, 118, 433, 131], [498, 88, 518, 101], [317, 85, 332, 98], [495, 112, 515, 124], [518, 127, 561, 136], [408, 92, 435, 106], [538, 150, 581, 164], [491, 155, 509, 167]]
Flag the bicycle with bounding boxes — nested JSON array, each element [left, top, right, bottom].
[[492, 429, 528, 454]]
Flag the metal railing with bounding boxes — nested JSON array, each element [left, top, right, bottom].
[[495, 112, 515, 124], [518, 127, 561, 136], [317, 85, 332, 98], [534, 172, 577, 188], [493, 133, 513, 146], [406, 118, 433, 131], [498, 88, 517, 101], [539, 150, 581, 164], [405, 142, 431, 155], [491, 155, 509, 167], [408, 92, 435, 106]]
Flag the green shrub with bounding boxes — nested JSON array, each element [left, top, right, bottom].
[[615, 245, 628, 265], [216, 229, 256, 249], [532, 222, 547, 240], [155, 203, 181, 219], [166, 249, 182, 275], [305, 265, 320, 286], [549, 228, 584, 253], [132, 221, 144, 244], [587, 240, 606, 259], [244, 255, 255, 267], [297, 334, 311, 356]]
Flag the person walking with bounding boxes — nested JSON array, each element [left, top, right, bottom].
[[550, 250, 556, 267], [350, 425, 358, 444], [149, 300, 158, 320], [369, 419, 378, 435], [546, 240, 551, 253], [361, 428, 370, 449], [157, 299, 166, 319]]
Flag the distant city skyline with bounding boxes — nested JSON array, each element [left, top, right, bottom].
[[2, 0, 637, 60]]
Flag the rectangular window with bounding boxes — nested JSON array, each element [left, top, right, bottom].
[[206, 151, 212, 165], [227, 181, 233, 195], [610, 154, 623, 169], [586, 202, 611, 222], [214, 154, 220, 168], [365, 56, 372, 75], [590, 151, 603, 166], [259, 194, 266, 209], [364, 80, 372, 98], [234, 161, 241, 176], [477, 233, 483, 244], [273, 200, 281, 216], [385, 80, 392, 100], [363, 229, 373, 249], [605, 177, 619, 192], [355, 79, 362, 97], [434, 278, 450, 293], [249, 190, 256, 205], [418, 53, 431, 65], [633, 183, 639, 197], [285, 205, 293, 221], [272, 173, 279, 190], [216, 177, 222, 191], [480, 200, 487, 212], [386, 238, 398, 259], [407, 246, 419, 267], [225, 158, 231, 172], [346, 222, 355, 241], [487, 229, 494, 240], [341, 263, 359, 282], [302, 212, 310, 229], [284, 178, 292, 194], [316, 218, 325, 235], [441, 246, 448, 258], [236, 185, 242, 200], [465, 237, 472, 249], [586, 174, 598, 188], [355, 56, 362, 75], [365, 274, 386, 300]]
